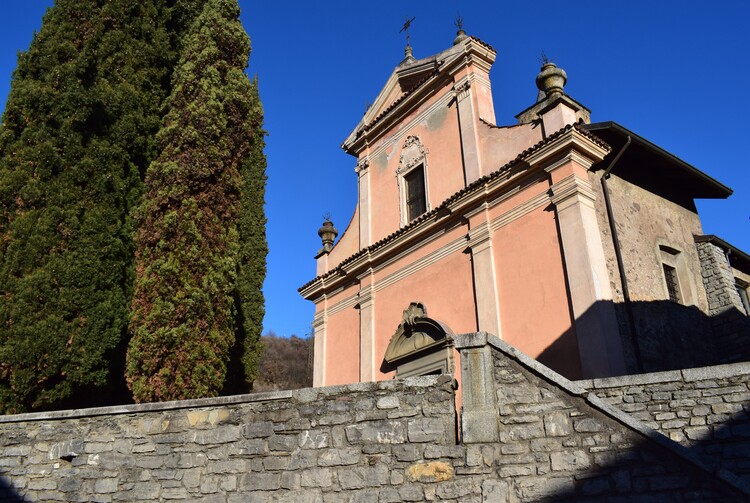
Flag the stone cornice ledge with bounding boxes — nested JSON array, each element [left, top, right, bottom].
[[524, 127, 610, 172], [549, 173, 597, 207], [453, 332, 750, 497], [578, 360, 750, 389]]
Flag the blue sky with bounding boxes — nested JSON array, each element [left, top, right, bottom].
[[1, 1, 749, 338]]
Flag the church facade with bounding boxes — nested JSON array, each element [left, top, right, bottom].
[[299, 30, 750, 387]]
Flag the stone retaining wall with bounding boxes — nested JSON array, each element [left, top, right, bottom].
[[0, 377, 456, 502], [1, 334, 748, 502], [582, 361, 750, 480], [455, 333, 747, 501]]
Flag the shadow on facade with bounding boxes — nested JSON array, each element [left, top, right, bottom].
[[537, 299, 750, 379]]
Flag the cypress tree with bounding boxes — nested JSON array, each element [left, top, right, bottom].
[[225, 78, 267, 394], [126, 0, 262, 402], [0, 0, 206, 413]]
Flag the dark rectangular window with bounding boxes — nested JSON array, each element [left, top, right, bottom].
[[404, 166, 426, 221], [663, 264, 681, 303], [736, 280, 750, 316]]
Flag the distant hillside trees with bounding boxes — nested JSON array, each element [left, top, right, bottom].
[[0, 0, 208, 413], [253, 333, 313, 392], [125, 0, 266, 402]]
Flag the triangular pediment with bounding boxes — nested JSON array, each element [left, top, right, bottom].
[[343, 43, 471, 153]]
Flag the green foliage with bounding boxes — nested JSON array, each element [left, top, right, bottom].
[[126, 0, 263, 402], [225, 78, 267, 394], [0, 0, 205, 413]]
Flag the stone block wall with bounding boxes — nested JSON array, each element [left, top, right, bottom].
[[0, 377, 456, 502], [697, 241, 745, 316], [696, 240, 750, 362], [454, 333, 747, 501], [2, 334, 749, 502], [583, 361, 750, 480]]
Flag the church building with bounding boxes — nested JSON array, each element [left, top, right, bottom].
[[299, 29, 750, 387]]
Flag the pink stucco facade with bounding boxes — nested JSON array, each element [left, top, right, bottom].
[[300, 34, 631, 387], [300, 32, 740, 386]]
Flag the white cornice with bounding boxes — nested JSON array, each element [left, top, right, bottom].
[[549, 174, 597, 208]]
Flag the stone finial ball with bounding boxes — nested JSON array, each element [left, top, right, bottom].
[[536, 62, 567, 98]]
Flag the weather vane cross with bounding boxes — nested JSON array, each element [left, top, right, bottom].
[[400, 16, 416, 46], [455, 14, 464, 31]]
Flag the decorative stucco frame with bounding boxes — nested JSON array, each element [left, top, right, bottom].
[[381, 302, 454, 378], [396, 135, 431, 227]]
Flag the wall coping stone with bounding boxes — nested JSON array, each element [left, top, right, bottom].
[[456, 332, 750, 496], [577, 360, 750, 390], [0, 375, 445, 424]]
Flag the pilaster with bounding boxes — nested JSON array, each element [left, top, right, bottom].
[[468, 217, 502, 338], [312, 312, 327, 387], [454, 78, 483, 185], [549, 172, 626, 377], [356, 157, 372, 248], [454, 332, 499, 443], [357, 280, 376, 382]]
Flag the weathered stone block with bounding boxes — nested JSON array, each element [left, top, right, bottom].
[[263, 455, 291, 471], [268, 435, 297, 452], [338, 465, 389, 490], [242, 421, 274, 438], [405, 461, 454, 483], [435, 479, 476, 499], [376, 396, 400, 410], [300, 468, 333, 488], [94, 478, 119, 494], [299, 430, 330, 449], [498, 465, 534, 477], [345, 421, 405, 444], [407, 417, 445, 443], [392, 444, 421, 462], [550, 449, 591, 471], [573, 418, 602, 433], [28, 477, 58, 491], [50, 439, 85, 460], [318, 447, 361, 467], [240, 472, 281, 491], [543, 411, 572, 437], [193, 426, 240, 445]]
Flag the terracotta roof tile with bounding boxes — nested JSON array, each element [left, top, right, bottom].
[[468, 36, 496, 53], [299, 123, 608, 292]]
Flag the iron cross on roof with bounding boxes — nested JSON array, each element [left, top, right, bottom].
[[399, 16, 415, 46]]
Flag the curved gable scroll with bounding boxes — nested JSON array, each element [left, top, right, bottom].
[[382, 302, 454, 377]]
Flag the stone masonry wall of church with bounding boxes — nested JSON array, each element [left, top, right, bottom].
[[696, 240, 750, 362], [1, 341, 748, 501]]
